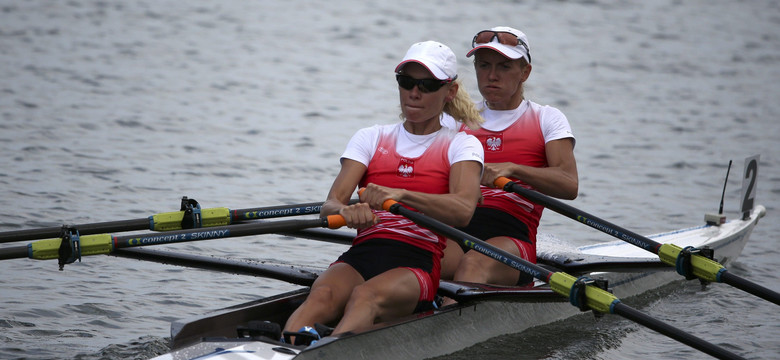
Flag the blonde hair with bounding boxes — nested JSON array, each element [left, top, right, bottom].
[[444, 79, 484, 130]]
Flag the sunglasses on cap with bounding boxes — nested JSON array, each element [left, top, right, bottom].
[[395, 74, 455, 93], [471, 30, 531, 63]]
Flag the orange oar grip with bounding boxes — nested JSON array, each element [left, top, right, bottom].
[[494, 176, 513, 189], [326, 215, 347, 229], [357, 187, 397, 211], [381, 199, 397, 211]]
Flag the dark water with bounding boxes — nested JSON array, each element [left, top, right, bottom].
[[1, 1, 778, 359]]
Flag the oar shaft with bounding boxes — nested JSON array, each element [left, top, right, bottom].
[[496, 178, 661, 254], [0, 245, 28, 260], [0, 199, 356, 244], [381, 199, 744, 359], [231, 199, 357, 221], [20, 215, 346, 261], [112, 217, 343, 249], [110, 248, 319, 286], [495, 177, 780, 306], [613, 302, 744, 360], [280, 228, 354, 246], [720, 271, 780, 306], [0, 219, 148, 244], [390, 203, 553, 281]]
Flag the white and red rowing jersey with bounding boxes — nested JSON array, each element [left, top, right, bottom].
[[442, 100, 574, 243], [341, 122, 483, 257]]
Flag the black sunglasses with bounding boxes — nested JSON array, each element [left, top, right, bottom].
[[395, 74, 454, 93], [472, 30, 531, 63]]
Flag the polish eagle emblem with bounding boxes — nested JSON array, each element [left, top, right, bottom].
[[397, 158, 414, 178], [486, 136, 502, 151]]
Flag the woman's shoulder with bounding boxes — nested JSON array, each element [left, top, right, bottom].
[[450, 129, 482, 148], [354, 123, 400, 137], [527, 100, 566, 119]]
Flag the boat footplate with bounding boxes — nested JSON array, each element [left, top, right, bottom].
[[283, 326, 321, 346], [237, 320, 281, 341], [314, 323, 334, 337]]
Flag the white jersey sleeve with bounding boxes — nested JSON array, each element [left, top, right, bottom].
[[340, 125, 380, 166], [538, 105, 575, 148], [449, 132, 484, 166]]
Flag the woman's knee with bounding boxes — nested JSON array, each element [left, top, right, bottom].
[[348, 283, 381, 306], [458, 251, 491, 271], [306, 285, 341, 311]]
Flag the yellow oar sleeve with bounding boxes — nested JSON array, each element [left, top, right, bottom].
[[658, 243, 725, 282], [149, 207, 231, 231], [28, 234, 113, 260], [549, 272, 620, 314]]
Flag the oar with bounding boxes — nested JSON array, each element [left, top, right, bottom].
[[280, 228, 355, 246], [110, 248, 321, 286], [0, 199, 356, 244], [0, 216, 346, 268], [494, 177, 779, 306], [377, 198, 744, 360]]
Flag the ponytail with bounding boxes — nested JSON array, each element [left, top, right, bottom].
[[444, 79, 484, 130]]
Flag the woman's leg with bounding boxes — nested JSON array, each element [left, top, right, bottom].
[[332, 267, 422, 335], [453, 236, 527, 285], [439, 238, 464, 280], [283, 263, 364, 334]]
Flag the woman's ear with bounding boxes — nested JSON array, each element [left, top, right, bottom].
[[446, 82, 459, 102], [521, 63, 532, 82]]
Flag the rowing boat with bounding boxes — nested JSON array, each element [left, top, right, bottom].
[[151, 204, 765, 360]]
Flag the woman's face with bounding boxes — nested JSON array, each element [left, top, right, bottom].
[[473, 49, 530, 110], [398, 63, 455, 126]]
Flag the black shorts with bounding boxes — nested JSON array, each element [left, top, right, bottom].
[[335, 238, 438, 310], [456, 207, 530, 253], [335, 238, 434, 281], [455, 207, 534, 286]]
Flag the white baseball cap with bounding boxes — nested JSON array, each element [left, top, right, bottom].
[[467, 26, 531, 63], [395, 41, 458, 80]]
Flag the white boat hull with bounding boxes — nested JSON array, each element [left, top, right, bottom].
[[153, 205, 765, 360]]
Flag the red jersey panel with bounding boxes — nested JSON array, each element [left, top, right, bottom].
[[355, 127, 453, 257], [461, 105, 546, 243]]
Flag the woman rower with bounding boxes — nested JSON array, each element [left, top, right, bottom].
[[283, 40, 484, 344], [441, 26, 578, 291]]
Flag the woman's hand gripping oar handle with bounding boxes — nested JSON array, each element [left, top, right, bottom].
[[493, 176, 514, 189], [356, 188, 398, 212], [324, 214, 347, 229]]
